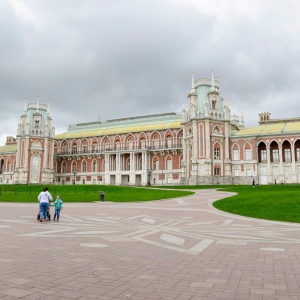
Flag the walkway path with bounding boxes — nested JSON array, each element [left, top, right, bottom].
[[0, 189, 300, 299]]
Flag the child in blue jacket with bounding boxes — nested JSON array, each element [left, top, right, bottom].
[[51, 195, 64, 221]]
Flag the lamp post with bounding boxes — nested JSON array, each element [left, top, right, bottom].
[[147, 169, 152, 187], [73, 169, 77, 185]]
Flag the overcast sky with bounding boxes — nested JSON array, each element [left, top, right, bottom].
[[1, 0, 300, 145]]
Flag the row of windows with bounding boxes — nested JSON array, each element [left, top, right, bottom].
[[232, 149, 252, 161], [60, 157, 177, 173], [58, 140, 183, 154], [259, 148, 300, 162], [213, 167, 253, 176], [214, 147, 253, 161], [0, 160, 13, 172]]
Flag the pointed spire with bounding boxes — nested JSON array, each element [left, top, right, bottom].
[[189, 72, 196, 95], [210, 69, 215, 91], [36, 96, 39, 111]]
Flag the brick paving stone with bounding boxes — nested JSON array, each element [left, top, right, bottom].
[[4, 288, 34, 297], [1, 190, 300, 299]]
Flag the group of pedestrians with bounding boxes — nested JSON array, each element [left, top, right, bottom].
[[38, 187, 64, 222]]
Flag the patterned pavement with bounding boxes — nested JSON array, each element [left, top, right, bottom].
[[0, 189, 300, 299]]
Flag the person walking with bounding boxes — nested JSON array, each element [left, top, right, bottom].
[[51, 195, 64, 221], [38, 187, 53, 222]]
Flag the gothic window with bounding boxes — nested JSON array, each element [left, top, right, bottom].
[[62, 162, 66, 173], [261, 150, 267, 162], [233, 149, 239, 160], [167, 138, 172, 148], [30, 155, 40, 183], [32, 141, 42, 149], [82, 162, 87, 172], [272, 149, 279, 162], [297, 148, 300, 161], [234, 168, 239, 176], [284, 149, 291, 162], [153, 160, 158, 170], [72, 146, 77, 154], [166, 159, 172, 170], [72, 164, 77, 172], [83, 145, 87, 153], [154, 140, 159, 149], [214, 147, 220, 160], [7, 162, 11, 172], [212, 100, 216, 110], [245, 148, 252, 160], [140, 140, 146, 149]]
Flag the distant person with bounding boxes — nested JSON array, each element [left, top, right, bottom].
[[51, 195, 64, 221], [38, 187, 53, 222], [252, 178, 255, 187]]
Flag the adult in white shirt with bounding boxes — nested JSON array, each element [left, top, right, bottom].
[[38, 187, 53, 222]]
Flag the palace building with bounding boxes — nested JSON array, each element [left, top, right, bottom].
[[1, 72, 300, 185]]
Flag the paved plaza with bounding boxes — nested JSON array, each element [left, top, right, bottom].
[[0, 189, 300, 299]]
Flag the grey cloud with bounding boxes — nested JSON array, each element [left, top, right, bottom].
[[1, 0, 300, 144]]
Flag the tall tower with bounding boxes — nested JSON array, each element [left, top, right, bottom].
[[14, 98, 55, 184], [181, 71, 232, 185]]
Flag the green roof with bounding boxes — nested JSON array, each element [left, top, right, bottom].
[[0, 144, 17, 154], [231, 121, 300, 138]]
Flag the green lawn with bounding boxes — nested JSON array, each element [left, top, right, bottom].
[[1, 184, 300, 223], [0, 185, 193, 202], [157, 184, 300, 223], [214, 184, 300, 223]]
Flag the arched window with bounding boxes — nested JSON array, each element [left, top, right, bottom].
[[72, 142, 77, 154], [166, 137, 172, 148], [244, 143, 252, 160], [30, 155, 40, 183], [32, 141, 42, 149], [214, 143, 221, 160], [270, 141, 279, 162], [72, 162, 77, 172], [62, 142, 68, 154], [166, 156, 172, 170], [151, 133, 160, 150], [82, 161, 87, 172], [282, 140, 291, 162], [62, 161, 67, 173], [295, 140, 300, 161], [258, 142, 267, 163], [232, 144, 240, 161], [82, 141, 88, 153], [140, 138, 146, 149], [153, 157, 159, 170], [0, 159, 4, 174]]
